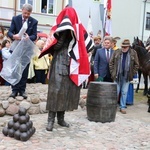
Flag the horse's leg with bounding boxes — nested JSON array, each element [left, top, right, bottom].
[[135, 69, 141, 93], [147, 88, 150, 113], [143, 73, 148, 96]]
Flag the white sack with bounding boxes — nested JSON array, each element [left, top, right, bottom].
[[0, 39, 35, 85]]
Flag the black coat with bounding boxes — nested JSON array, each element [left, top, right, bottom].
[[46, 31, 81, 112], [7, 14, 38, 41]]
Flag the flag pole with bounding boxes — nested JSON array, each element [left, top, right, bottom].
[[87, 7, 93, 39]]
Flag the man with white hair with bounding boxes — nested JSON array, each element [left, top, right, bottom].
[[7, 3, 38, 99]]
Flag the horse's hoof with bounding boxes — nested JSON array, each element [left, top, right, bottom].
[[135, 90, 138, 93], [143, 91, 147, 96]]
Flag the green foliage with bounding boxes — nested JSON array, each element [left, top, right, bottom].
[[134, 90, 147, 102]]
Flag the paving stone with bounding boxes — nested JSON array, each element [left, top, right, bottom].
[[0, 85, 150, 149]]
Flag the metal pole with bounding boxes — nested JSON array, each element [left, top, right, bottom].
[[62, 0, 65, 10], [142, 0, 147, 41], [69, 0, 72, 6], [99, 4, 105, 37]]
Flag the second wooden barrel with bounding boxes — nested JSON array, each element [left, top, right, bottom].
[[86, 82, 117, 123]]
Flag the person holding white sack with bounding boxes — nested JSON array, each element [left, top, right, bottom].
[[7, 3, 38, 99]]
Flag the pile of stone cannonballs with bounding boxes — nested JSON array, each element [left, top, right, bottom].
[[2, 107, 36, 141]]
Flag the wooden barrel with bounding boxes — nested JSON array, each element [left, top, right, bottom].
[[86, 82, 117, 123]]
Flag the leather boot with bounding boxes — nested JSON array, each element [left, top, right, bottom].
[[46, 111, 56, 131], [19, 91, 27, 99], [148, 99, 150, 113], [57, 111, 69, 127], [9, 91, 18, 98], [148, 106, 150, 113]]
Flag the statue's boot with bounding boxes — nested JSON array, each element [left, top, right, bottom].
[[57, 111, 69, 127], [46, 111, 56, 131], [148, 99, 150, 113], [148, 106, 150, 113]]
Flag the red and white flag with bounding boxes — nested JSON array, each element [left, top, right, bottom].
[[104, 0, 112, 36], [39, 7, 94, 86]]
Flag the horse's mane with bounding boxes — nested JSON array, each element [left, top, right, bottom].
[[132, 37, 145, 48], [134, 45, 150, 66], [134, 45, 147, 55], [132, 37, 150, 66]]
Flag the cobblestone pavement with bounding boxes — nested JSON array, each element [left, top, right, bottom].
[[0, 89, 150, 150]]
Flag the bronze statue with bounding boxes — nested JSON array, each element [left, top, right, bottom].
[[39, 7, 94, 131]]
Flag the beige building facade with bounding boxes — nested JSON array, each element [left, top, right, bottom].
[[0, 0, 68, 34], [71, 0, 150, 46], [0, 0, 149, 46]]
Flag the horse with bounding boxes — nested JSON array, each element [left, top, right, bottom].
[[132, 37, 150, 95], [132, 37, 146, 94]]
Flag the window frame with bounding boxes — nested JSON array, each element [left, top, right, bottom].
[[146, 12, 150, 30], [41, 0, 56, 15], [19, 0, 35, 12]]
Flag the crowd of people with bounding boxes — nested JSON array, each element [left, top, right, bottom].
[[0, 5, 51, 89], [0, 25, 11, 85], [0, 34, 50, 86], [86, 35, 139, 114], [0, 4, 149, 132]]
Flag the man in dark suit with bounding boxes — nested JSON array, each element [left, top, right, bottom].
[[94, 36, 114, 82], [7, 3, 38, 99]]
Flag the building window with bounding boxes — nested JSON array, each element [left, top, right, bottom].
[[48, 0, 54, 13], [19, 0, 35, 10], [146, 12, 150, 30], [41, 0, 55, 14]]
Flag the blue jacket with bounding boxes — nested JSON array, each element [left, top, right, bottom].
[[7, 14, 38, 41], [94, 48, 114, 78]]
